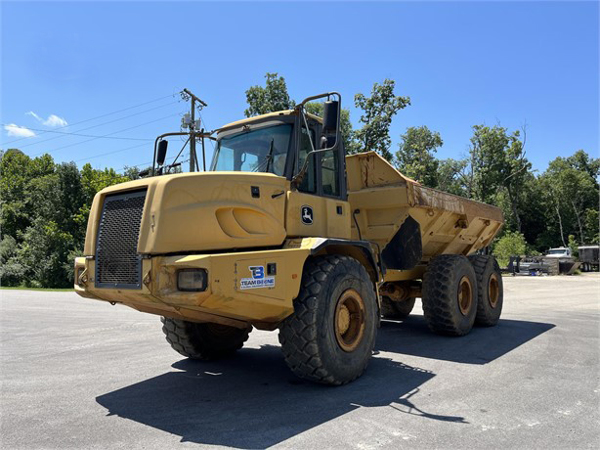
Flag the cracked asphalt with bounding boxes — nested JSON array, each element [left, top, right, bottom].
[[1, 273, 599, 449]]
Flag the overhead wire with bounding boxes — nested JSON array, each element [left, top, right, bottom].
[[2, 93, 178, 146], [13, 100, 179, 149], [87, 156, 190, 185], [72, 142, 149, 163], [32, 112, 183, 157], [1, 125, 153, 142]]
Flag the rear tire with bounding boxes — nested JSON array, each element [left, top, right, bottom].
[[381, 296, 416, 319], [161, 317, 251, 360], [422, 254, 478, 336], [278, 255, 378, 385], [469, 255, 503, 326]]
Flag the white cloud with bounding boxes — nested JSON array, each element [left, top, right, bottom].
[[44, 114, 68, 127], [26, 111, 43, 122], [4, 124, 36, 138], [26, 111, 68, 128]]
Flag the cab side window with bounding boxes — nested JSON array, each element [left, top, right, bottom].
[[321, 149, 340, 197], [298, 126, 317, 194]]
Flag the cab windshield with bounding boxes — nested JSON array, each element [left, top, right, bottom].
[[547, 249, 567, 255], [211, 124, 292, 176]]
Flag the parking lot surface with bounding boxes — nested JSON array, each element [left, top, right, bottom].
[[1, 274, 599, 449]]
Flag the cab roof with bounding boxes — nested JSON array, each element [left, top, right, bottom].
[[217, 109, 322, 134]]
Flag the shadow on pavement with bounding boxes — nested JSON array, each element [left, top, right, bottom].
[[96, 344, 439, 448], [377, 316, 555, 364], [95, 318, 550, 446]]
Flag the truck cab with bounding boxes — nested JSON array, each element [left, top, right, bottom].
[[545, 247, 572, 259]]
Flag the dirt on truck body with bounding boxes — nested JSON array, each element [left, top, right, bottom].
[[75, 91, 504, 385]]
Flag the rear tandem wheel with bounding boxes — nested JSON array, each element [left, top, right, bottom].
[[422, 254, 478, 336], [468, 254, 503, 326]]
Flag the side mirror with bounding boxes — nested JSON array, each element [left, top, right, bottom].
[[157, 140, 168, 166], [322, 100, 339, 135]]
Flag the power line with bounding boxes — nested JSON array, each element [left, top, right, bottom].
[[13, 100, 179, 149], [72, 142, 149, 163], [87, 157, 190, 185], [2, 93, 179, 146], [33, 112, 183, 157], [1, 124, 153, 142]]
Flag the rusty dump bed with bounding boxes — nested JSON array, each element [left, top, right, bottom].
[[346, 152, 503, 280]]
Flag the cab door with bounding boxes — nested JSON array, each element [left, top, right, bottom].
[[285, 122, 351, 239]]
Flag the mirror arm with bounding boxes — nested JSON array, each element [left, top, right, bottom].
[[151, 131, 199, 175], [298, 91, 340, 108], [291, 93, 342, 188], [169, 136, 191, 169]]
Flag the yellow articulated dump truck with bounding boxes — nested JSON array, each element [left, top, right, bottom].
[[75, 92, 503, 385]]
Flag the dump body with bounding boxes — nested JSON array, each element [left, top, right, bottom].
[[578, 246, 599, 264], [346, 152, 503, 281]]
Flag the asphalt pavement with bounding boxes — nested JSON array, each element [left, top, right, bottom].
[[1, 273, 599, 449]]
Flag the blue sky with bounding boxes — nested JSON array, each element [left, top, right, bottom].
[[1, 1, 598, 173]]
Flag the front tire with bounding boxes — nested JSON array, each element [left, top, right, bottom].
[[278, 255, 378, 385], [161, 317, 251, 360], [422, 254, 478, 336]]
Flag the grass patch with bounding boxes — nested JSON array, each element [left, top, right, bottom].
[[0, 286, 73, 292]]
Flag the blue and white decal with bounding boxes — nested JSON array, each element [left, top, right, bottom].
[[240, 265, 275, 290]]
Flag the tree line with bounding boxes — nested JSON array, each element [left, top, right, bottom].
[[1, 73, 598, 287]]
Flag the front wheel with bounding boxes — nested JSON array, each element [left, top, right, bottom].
[[278, 255, 378, 385], [161, 318, 251, 360]]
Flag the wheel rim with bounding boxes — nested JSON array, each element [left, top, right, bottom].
[[488, 274, 500, 308], [334, 289, 366, 352], [457, 276, 473, 315]]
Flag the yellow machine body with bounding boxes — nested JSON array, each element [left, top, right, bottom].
[[75, 111, 503, 330]]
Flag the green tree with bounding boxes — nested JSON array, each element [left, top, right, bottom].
[[0, 149, 55, 239], [567, 234, 579, 258], [244, 72, 295, 117], [541, 155, 598, 245], [493, 230, 528, 267], [0, 235, 25, 286], [567, 150, 600, 187], [395, 126, 443, 187], [353, 79, 411, 161], [466, 125, 531, 232], [467, 125, 510, 202], [437, 158, 468, 196], [17, 218, 75, 288], [583, 208, 599, 244]]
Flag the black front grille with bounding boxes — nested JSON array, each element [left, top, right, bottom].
[[95, 190, 147, 289]]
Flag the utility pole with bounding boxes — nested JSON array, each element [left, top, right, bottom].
[[181, 88, 208, 172]]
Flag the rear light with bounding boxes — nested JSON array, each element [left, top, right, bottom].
[[177, 269, 208, 292]]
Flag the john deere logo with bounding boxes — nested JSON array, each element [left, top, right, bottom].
[[301, 205, 313, 225]]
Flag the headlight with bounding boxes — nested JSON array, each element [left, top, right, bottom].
[[177, 269, 208, 292]]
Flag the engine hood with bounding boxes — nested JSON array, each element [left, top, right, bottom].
[[84, 172, 289, 255]]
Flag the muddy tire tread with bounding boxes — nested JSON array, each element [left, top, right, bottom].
[[422, 254, 477, 336], [278, 255, 376, 386], [161, 317, 251, 360]]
